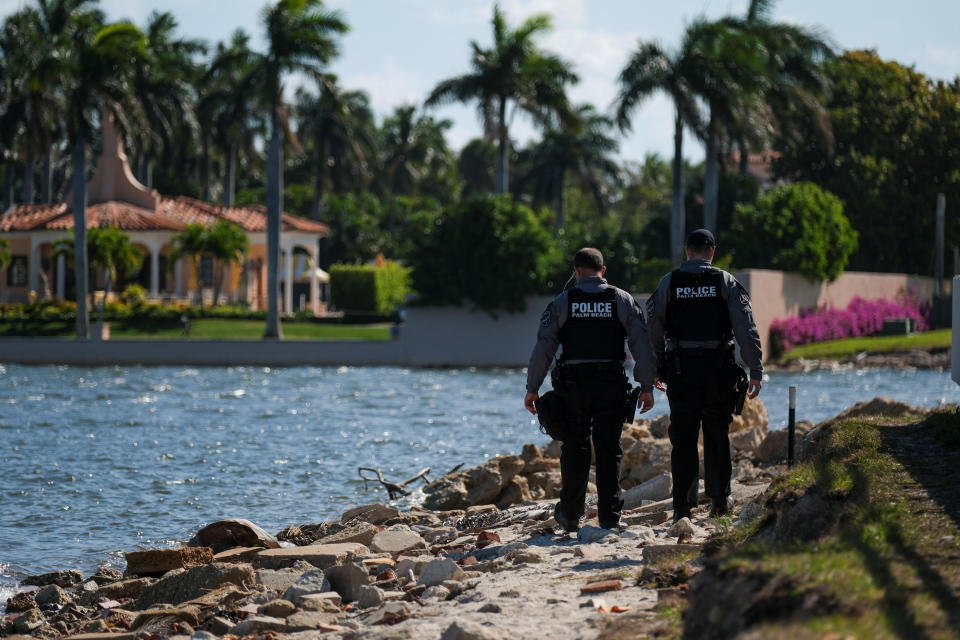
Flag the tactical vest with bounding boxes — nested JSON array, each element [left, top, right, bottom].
[[665, 268, 732, 343], [560, 287, 625, 361]]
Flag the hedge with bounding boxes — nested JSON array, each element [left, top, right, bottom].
[[329, 261, 411, 316]]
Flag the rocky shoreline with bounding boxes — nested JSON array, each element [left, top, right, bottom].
[[1, 396, 919, 640], [769, 347, 951, 372]]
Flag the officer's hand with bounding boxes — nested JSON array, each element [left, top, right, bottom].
[[637, 392, 654, 414], [748, 378, 762, 399], [654, 377, 667, 392], [524, 392, 539, 415]]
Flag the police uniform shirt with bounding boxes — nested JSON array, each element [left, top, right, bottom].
[[646, 259, 763, 381], [526, 276, 655, 393]]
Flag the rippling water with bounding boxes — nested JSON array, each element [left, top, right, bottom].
[[1, 363, 958, 598]]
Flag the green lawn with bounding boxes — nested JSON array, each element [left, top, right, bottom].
[[0, 318, 392, 341], [781, 328, 951, 362]]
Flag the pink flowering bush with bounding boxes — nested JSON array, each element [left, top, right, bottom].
[[770, 294, 931, 353]]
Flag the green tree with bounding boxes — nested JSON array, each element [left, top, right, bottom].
[[616, 21, 712, 265], [64, 14, 146, 337], [729, 181, 857, 281], [169, 223, 207, 304], [426, 4, 577, 194], [407, 194, 559, 312], [87, 226, 144, 302], [241, 0, 348, 338], [514, 104, 620, 227], [294, 77, 374, 220], [0, 237, 11, 273], [205, 220, 249, 305]]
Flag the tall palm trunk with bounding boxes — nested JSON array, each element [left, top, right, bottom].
[[24, 151, 35, 204], [264, 107, 283, 339], [703, 115, 720, 232], [495, 96, 508, 193], [143, 156, 152, 188], [224, 140, 236, 207], [311, 134, 327, 221], [670, 110, 686, 266], [41, 148, 53, 203], [2, 163, 13, 209], [738, 139, 749, 174], [72, 138, 89, 339], [201, 133, 211, 201]]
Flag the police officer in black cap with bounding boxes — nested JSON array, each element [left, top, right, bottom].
[[647, 229, 763, 521], [525, 247, 656, 532]]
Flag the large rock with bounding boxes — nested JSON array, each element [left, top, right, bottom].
[[341, 504, 401, 525], [464, 456, 525, 506], [495, 475, 531, 508], [91, 578, 153, 603], [22, 570, 84, 589], [729, 396, 768, 433], [324, 562, 369, 603], [833, 396, 925, 421], [418, 558, 464, 587], [227, 616, 287, 636], [757, 422, 815, 465], [358, 585, 385, 609], [621, 438, 672, 484], [649, 415, 671, 439], [369, 530, 426, 555], [526, 470, 562, 501], [255, 542, 368, 570], [187, 519, 280, 554], [135, 562, 254, 609], [12, 608, 45, 634], [729, 424, 767, 457], [422, 476, 469, 511], [441, 620, 504, 640], [33, 584, 72, 608], [622, 472, 673, 509], [282, 569, 329, 604], [285, 611, 342, 631], [125, 547, 214, 576], [316, 522, 379, 547]]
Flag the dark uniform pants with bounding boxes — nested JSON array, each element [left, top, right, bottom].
[[665, 349, 737, 514], [558, 363, 628, 525]]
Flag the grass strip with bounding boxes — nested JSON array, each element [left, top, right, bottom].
[[780, 328, 951, 362]]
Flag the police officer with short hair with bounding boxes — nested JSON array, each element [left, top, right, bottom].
[[525, 247, 656, 532], [647, 229, 763, 521]]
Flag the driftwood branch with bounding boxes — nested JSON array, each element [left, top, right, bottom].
[[358, 466, 431, 500]]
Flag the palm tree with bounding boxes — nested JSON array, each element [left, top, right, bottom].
[[88, 226, 144, 304], [0, 238, 11, 274], [514, 104, 620, 227], [378, 104, 453, 227], [240, 0, 348, 339], [169, 223, 207, 306], [131, 11, 205, 188], [426, 4, 577, 193], [616, 22, 713, 265], [198, 29, 263, 206], [205, 220, 249, 306], [295, 77, 374, 221]]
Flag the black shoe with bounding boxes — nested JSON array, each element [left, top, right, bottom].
[[709, 496, 735, 518], [598, 517, 621, 530], [672, 508, 692, 523], [554, 502, 580, 533]]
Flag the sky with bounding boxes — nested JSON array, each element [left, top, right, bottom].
[[2, 0, 959, 163]]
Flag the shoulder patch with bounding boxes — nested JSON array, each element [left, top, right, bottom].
[[734, 281, 751, 306], [540, 306, 552, 327]]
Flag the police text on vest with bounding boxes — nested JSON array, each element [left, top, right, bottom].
[[571, 301, 613, 318], [675, 286, 717, 299]]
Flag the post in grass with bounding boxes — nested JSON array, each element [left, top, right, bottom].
[[788, 385, 797, 468]]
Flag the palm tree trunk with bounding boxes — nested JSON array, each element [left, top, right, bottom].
[[670, 110, 686, 267], [72, 138, 89, 339], [24, 151, 35, 204], [495, 97, 508, 194], [201, 133, 211, 201], [311, 135, 327, 221], [703, 115, 719, 232], [41, 148, 53, 203], [738, 140, 749, 174], [264, 108, 283, 339], [2, 162, 13, 209], [224, 140, 236, 207], [143, 156, 153, 189]]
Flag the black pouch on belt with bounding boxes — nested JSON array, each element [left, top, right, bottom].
[[534, 390, 569, 441]]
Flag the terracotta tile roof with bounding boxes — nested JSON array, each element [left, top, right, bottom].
[[1, 197, 330, 236]]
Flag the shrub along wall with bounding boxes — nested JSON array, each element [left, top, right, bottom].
[[329, 261, 411, 316]]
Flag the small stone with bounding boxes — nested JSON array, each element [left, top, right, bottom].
[[282, 569, 328, 604], [13, 608, 45, 634], [22, 570, 84, 589], [298, 592, 341, 612], [577, 525, 617, 544], [459, 556, 479, 567], [198, 616, 234, 636], [91, 567, 123, 585], [34, 584, 72, 608], [191, 632, 218, 640], [580, 580, 623, 595], [5, 591, 36, 613], [285, 611, 342, 631], [316, 522, 380, 547], [125, 548, 214, 576], [668, 517, 697, 537], [365, 601, 410, 626], [342, 503, 402, 525], [574, 544, 604, 559], [370, 530, 427, 555], [476, 531, 501, 548], [478, 603, 502, 613], [213, 547, 263, 564], [441, 619, 503, 640], [581, 597, 609, 610], [422, 527, 458, 545], [357, 585, 385, 609], [258, 599, 296, 618], [227, 616, 286, 636], [507, 551, 544, 564], [498, 589, 521, 598], [423, 585, 450, 600], [419, 558, 465, 587], [130, 605, 202, 635], [324, 562, 369, 602]]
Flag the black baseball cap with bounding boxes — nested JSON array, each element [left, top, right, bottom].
[[686, 228, 716, 247]]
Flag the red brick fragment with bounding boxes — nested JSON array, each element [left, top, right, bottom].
[[459, 556, 479, 567], [580, 580, 623, 595], [377, 569, 397, 582]]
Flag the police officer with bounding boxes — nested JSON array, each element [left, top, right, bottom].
[[647, 229, 763, 522], [524, 248, 655, 532]]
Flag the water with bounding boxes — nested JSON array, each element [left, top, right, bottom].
[[1, 364, 958, 598]]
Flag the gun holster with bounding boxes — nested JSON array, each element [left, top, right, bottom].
[[624, 385, 643, 424], [733, 366, 749, 415]]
